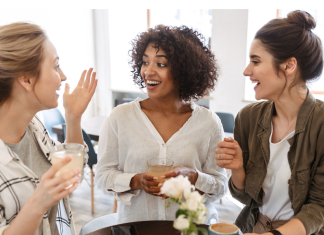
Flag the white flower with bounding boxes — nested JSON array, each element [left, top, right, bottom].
[[186, 198, 198, 211], [161, 175, 193, 199], [173, 214, 190, 230], [180, 202, 188, 210], [195, 206, 208, 224]]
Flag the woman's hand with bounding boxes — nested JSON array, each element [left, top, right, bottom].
[[30, 156, 81, 213], [215, 137, 243, 170], [216, 137, 246, 190], [130, 173, 161, 196], [63, 68, 97, 119], [161, 166, 198, 185]]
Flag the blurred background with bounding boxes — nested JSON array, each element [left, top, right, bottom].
[[1, 9, 323, 120]]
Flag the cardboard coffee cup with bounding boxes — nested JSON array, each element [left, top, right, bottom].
[[208, 223, 239, 235]]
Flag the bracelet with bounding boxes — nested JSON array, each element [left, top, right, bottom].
[[269, 230, 282, 235]]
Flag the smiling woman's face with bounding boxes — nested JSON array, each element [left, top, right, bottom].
[[33, 40, 67, 109], [141, 43, 178, 100], [244, 39, 286, 101]]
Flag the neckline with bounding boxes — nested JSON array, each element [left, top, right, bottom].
[[269, 122, 295, 145], [134, 97, 197, 144]]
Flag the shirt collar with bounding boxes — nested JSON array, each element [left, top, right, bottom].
[[258, 90, 316, 134]]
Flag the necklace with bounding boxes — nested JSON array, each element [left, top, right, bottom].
[[274, 120, 296, 142]]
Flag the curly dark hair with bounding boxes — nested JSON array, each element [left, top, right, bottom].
[[129, 25, 219, 101]]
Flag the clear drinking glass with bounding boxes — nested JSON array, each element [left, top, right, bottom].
[[147, 158, 174, 190], [50, 143, 84, 188]]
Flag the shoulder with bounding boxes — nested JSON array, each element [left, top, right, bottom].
[[194, 104, 223, 129], [102, 98, 141, 131], [109, 98, 140, 119], [236, 101, 271, 120]]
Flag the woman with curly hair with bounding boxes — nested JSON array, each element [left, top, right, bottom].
[[95, 25, 228, 223]]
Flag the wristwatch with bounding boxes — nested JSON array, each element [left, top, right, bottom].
[[269, 230, 282, 235]]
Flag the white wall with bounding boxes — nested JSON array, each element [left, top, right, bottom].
[[0, 9, 96, 119], [209, 9, 251, 117]]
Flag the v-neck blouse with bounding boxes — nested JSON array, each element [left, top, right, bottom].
[[95, 98, 228, 224]]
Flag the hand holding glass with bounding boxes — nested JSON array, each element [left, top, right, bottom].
[[147, 158, 174, 193], [51, 143, 84, 188]]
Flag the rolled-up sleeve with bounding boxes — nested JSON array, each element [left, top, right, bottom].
[[95, 117, 140, 205], [195, 117, 229, 203]]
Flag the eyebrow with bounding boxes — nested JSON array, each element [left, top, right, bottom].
[[143, 54, 167, 58], [250, 55, 260, 59], [53, 57, 59, 63]]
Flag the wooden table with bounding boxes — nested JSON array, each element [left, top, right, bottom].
[[51, 116, 107, 142], [85, 220, 209, 235]]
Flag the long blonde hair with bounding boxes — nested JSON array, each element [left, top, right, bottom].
[[0, 22, 47, 104]]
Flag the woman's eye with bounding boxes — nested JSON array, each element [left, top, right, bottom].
[[142, 61, 148, 66], [251, 61, 259, 64], [55, 64, 60, 70], [158, 63, 166, 67]]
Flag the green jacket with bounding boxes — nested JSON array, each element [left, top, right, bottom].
[[229, 91, 324, 235]]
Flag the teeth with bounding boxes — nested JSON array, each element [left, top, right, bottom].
[[251, 80, 259, 84], [147, 80, 161, 85]]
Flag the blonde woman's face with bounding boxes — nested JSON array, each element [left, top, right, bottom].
[[33, 40, 66, 109]]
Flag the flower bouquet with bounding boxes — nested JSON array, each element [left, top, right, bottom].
[[160, 175, 208, 235]]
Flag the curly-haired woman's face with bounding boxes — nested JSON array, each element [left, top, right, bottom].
[[141, 43, 177, 100]]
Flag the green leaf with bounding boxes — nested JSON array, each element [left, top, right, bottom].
[[175, 209, 186, 218], [196, 227, 208, 235]]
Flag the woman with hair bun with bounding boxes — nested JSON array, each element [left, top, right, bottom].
[[0, 22, 97, 235], [95, 25, 228, 223], [216, 10, 324, 235]]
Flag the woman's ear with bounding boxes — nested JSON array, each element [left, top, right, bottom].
[[282, 57, 298, 77], [17, 76, 37, 91]]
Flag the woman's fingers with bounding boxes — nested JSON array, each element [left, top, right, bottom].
[[215, 147, 237, 155], [88, 71, 97, 92], [83, 68, 93, 89], [216, 159, 233, 168], [145, 180, 160, 187], [54, 170, 81, 192], [143, 173, 158, 181], [161, 170, 177, 179], [58, 181, 79, 198], [144, 186, 161, 195], [44, 157, 72, 179], [217, 141, 238, 149], [77, 70, 87, 87], [215, 154, 234, 161]]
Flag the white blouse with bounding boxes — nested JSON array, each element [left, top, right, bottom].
[[95, 98, 228, 224], [259, 123, 295, 220]]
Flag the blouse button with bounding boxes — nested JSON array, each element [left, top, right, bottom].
[[162, 143, 165, 147]]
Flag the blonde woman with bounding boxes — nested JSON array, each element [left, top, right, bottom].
[[0, 22, 97, 235]]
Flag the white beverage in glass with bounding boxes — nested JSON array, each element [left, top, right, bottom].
[[50, 143, 84, 188]]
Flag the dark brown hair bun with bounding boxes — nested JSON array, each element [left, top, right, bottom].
[[287, 10, 316, 30]]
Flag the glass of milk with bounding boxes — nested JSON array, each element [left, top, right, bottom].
[[50, 143, 84, 188]]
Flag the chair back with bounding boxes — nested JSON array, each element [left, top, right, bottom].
[[215, 112, 235, 133], [42, 108, 65, 141], [82, 129, 97, 167]]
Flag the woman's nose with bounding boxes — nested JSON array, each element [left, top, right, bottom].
[[145, 65, 156, 76], [59, 68, 67, 81], [243, 64, 252, 77]]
